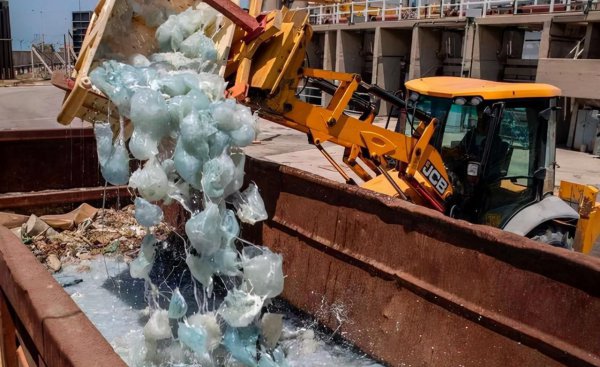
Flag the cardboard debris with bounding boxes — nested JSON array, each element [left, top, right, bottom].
[[22, 205, 172, 269], [0, 212, 29, 228], [39, 203, 99, 230], [0, 203, 99, 233], [25, 214, 51, 237]]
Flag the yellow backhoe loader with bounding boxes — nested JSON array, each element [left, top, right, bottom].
[[53, 0, 599, 254]]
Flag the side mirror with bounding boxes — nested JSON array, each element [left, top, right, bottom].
[[538, 106, 562, 121], [533, 167, 547, 180], [538, 108, 552, 121]]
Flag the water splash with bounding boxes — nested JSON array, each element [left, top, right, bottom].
[[90, 3, 280, 365]]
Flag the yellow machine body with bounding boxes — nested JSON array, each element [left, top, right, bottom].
[[52, 0, 600, 253]]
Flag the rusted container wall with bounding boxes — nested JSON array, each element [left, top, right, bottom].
[[0, 225, 127, 367], [0, 129, 131, 215], [243, 157, 600, 367], [0, 129, 102, 193]]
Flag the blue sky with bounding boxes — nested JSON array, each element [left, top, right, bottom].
[[9, 0, 98, 51]]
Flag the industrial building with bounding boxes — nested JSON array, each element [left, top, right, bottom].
[[72, 10, 93, 55], [0, 0, 14, 80], [300, 0, 600, 153]]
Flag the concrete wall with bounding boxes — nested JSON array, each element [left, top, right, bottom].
[[583, 22, 600, 59], [537, 58, 600, 99], [410, 26, 442, 78], [548, 22, 586, 58], [337, 30, 364, 74], [375, 27, 412, 112], [472, 25, 503, 80]]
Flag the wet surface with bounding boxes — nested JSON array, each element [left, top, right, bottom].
[[56, 257, 385, 367]]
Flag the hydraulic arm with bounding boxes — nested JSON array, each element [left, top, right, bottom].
[[205, 0, 454, 212]]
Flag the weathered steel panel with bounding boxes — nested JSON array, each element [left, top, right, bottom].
[[0, 128, 102, 194], [0, 226, 126, 367], [243, 156, 600, 367]]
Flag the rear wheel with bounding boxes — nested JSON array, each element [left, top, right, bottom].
[[529, 225, 574, 250]]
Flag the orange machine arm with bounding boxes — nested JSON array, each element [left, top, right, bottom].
[[212, 0, 453, 211]]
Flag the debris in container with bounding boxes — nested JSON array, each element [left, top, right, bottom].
[[6, 204, 172, 273]]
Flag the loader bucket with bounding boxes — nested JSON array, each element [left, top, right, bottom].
[[53, 0, 236, 127]]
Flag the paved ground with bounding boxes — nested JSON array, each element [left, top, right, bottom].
[[0, 84, 89, 131], [2, 85, 598, 188]]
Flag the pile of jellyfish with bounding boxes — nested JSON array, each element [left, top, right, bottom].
[[90, 4, 286, 366]]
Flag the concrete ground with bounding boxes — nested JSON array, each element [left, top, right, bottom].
[[0, 84, 89, 131], [2, 85, 598, 188]]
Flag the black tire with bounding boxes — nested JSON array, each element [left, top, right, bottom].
[[529, 225, 574, 250]]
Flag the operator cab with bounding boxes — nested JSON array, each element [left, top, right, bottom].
[[403, 77, 561, 228]]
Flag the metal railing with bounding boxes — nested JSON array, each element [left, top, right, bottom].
[[296, 85, 371, 115], [299, 0, 598, 24]]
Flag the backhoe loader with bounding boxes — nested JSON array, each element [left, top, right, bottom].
[[53, 0, 599, 254]]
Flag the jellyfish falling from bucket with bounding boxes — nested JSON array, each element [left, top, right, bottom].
[[91, 4, 285, 366]]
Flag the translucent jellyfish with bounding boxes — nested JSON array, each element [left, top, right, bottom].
[[211, 248, 241, 277], [180, 111, 214, 160], [221, 209, 240, 247], [130, 88, 171, 140], [178, 322, 207, 357], [186, 89, 211, 111], [222, 326, 259, 367], [173, 140, 203, 190], [241, 246, 284, 299], [140, 234, 157, 260], [129, 253, 153, 280], [176, 8, 204, 38], [232, 183, 268, 225], [168, 288, 188, 319], [194, 3, 222, 31], [156, 15, 184, 52], [230, 123, 257, 147], [196, 72, 227, 101], [131, 54, 150, 68], [224, 152, 246, 198], [151, 52, 203, 71], [94, 122, 113, 166], [130, 234, 156, 280], [218, 288, 264, 328], [158, 73, 190, 97], [129, 130, 159, 160], [212, 99, 241, 131], [185, 202, 223, 256], [201, 152, 236, 199], [134, 197, 164, 227], [129, 157, 170, 202], [180, 31, 217, 61], [143, 310, 172, 340], [186, 253, 214, 293], [206, 131, 230, 159], [101, 144, 130, 186], [89, 61, 146, 117], [188, 312, 222, 351]]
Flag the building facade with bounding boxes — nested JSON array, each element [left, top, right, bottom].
[[0, 1, 14, 80], [72, 11, 93, 55], [300, 1, 600, 152]]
